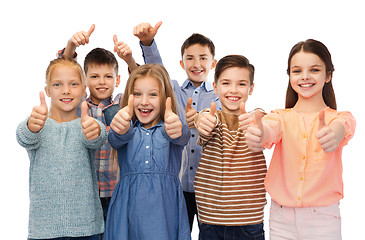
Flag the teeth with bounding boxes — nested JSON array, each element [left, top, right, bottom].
[[61, 99, 72, 102], [227, 97, 240, 101], [140, 109, 151, 113], [300, 84, 314, 87]]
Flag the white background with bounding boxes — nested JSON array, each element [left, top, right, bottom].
[[1, 0, 364, 239]]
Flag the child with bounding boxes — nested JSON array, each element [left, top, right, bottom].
[[59, 24, 138, 221], [194, 55, 266, 240], [16, 56, 107, 239], [104, 64, 191, 240], [133, 22, 221, 231], [244, 39, 356, 239]]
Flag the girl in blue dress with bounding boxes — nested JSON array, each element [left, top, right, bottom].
[[104, 64, 191, 240]]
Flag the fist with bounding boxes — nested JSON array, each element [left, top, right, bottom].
[[165, 97, 182, 139], [196, 102, 217, 136], [81, 101, 100, 141], [110, 94, 134, 135], [28, 91, 48, 133]]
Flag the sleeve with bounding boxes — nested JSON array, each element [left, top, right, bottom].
[[108, 122, 135, 150], [56, 48, 77, 59], [262, 110, 283, 149], [330, 111, 356, 146], [140, 40, 163, 65], [16, 118, 42, 150], [82, 119, 107, 149]]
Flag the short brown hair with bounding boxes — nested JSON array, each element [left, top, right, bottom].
[[181, 33, 215, 58], [214, 55, 255, 85], [84, 48, 119, 75]]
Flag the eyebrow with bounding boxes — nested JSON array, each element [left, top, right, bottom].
[[291, 64, 324, 69], [186, 54, 209, 57]]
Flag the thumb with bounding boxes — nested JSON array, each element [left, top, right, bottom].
[[165, 97, 172, 117], [254, 110, 264, 132], [240, 102, 246, 114], [318, 109, 326, 130], [185, 97, 193, 112], [127, 94, 134, 116], [39, 91, 47, 109], [210, 102, 216, 117], [113, 34, 118, 44], [153, 21, 163, 32], [81, 101, 89, 122], [88, 24, 95, 36]]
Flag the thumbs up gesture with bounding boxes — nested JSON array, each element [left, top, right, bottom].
[[245, 110, 265, 152], [111, 94, 134, 135], [28, 91, 48, 133], [185, 98, 197, 129], [238, 102, 254, 131], [81, 101, 100, 141], [69, 24, 95, 47], [133, 21, 163, 46], [316, 109, 344, 152], [113, 35, 133, 62], [196, 102, 217, 136], [165, 97, 182, 139]]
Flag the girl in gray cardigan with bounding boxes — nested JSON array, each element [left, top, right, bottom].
[[16, 57, 107, 240]]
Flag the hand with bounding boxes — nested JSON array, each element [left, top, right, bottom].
[[185, 98, 197, 129], [196, 102, 217, 136], [245, 111, 264, 152], [165, 97, 182, 139], [133, 21, 162, 46], [113, 35, 133, 63], [316, 110, 343, 152], [28, 91, 48, 133], [81, 101, 101, 141], [69, 24, 95, 47], [110, 94, 134, 135], [238, 102, 254, 131]]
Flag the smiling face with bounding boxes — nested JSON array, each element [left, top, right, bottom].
[[289, 51, 331, 106], [133, 76, 161, 129], [86, 64, 120, 105], [46, 65, 85, 121], [180, 44, 217, 88], [213, 67, 254, 115]]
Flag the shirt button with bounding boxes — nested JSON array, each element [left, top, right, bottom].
[[145, 161, 149, 164], [298, 197, 301, 201], [192, 134, 195, 138], [190, 167, 193, 170], [191, 149, 195, 153], [303, 134, 306, 139], [146, 146, 150, 149], [195, 91, 198, 94], [302, 155, 306, 160], [193, 102, 196, 105], [146, 133, 150, 135], [300, 177, 304, 181]]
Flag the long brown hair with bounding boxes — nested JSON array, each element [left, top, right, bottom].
[[121, 64, 178, 123], [285, 39, 337, 109]]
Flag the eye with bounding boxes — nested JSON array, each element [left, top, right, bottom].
[[292, 69, 301, 74], [239, 82, 247, 86], [311, 68, 320, 72], [133, 92, 141, 96], [186, 57, 193, 61], [71, 82, 79, 87], [106, 75, 114, 79]]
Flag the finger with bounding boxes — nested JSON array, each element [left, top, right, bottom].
[[240, 102, 246, 114], [165, 97, 172, 116], [153, 21, 163, 32], [210, 102, 216, 117], [185, 98, 193, 112], [127, 94, 134, 116], [81, 101, 89, 123], [318, 109, 326, 130], [88, 24, 95, 36]]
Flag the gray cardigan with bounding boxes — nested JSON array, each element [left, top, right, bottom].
[[16, 117, 106, 239]]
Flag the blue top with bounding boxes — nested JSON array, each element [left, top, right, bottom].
[[16, 118, 106, 239], [104, 119, 191, 240], [140, 41, 221, 192]]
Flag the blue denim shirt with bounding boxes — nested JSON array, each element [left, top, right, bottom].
[[140, 41, 221, 192]]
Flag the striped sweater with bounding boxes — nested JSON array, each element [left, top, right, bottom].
[[194, 110, 267, 226]]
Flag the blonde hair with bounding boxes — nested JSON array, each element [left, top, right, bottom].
[[121, 64, 178, 123], [45, 56, 85, 91]]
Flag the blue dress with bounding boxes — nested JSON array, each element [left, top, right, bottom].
[[104, 120, 191, 240]]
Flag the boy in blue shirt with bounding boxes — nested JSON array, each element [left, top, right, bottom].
[[132, 22, 221, 232]]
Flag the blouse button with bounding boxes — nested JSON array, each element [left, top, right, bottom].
[[146, 146, 150, 149]]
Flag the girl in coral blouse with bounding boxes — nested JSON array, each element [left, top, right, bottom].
[[242, 39, 356, 240]]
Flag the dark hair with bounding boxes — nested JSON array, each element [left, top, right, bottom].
[[214, 55, 255, 85], [286, 39, 336, 109], [181, 33, 215, 57], [84, 48, 119, 75]]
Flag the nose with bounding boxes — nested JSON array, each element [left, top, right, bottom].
[[301, 71, 310, 80], [230, 84, 238, 93], [141, 95, 149, 105], [193, 58, 201, 67], [62, 84, 71, 94]]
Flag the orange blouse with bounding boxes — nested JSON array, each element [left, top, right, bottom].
[[263, 108, 356, 207]]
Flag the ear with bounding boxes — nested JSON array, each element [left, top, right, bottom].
[[210, 59, 217, 69], [81, 85, 87, 97], [325, 72, 332, 83], [249, 83, 255, 95], [180, 60, 186, 70], [213, 81, 218, 95], [44, 86, 50, 97], [115, 75, 121, 87]]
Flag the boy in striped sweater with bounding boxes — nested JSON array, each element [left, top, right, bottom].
[[194, 55, 266, 240]]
